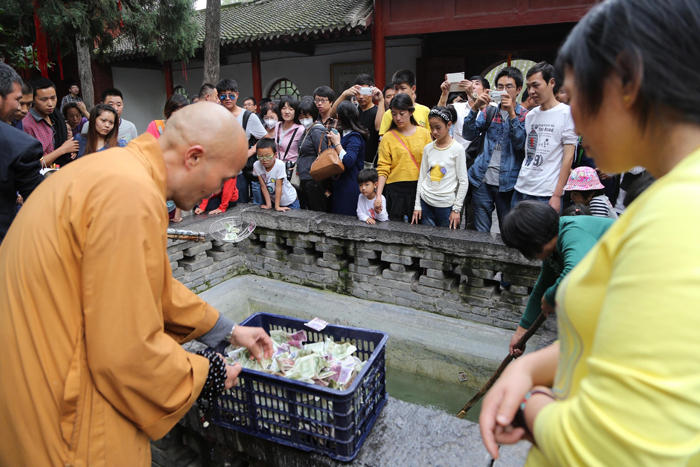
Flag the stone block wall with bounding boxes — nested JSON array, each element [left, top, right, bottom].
[[168, 205, 552, 333]]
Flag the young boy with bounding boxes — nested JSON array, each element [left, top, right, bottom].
[[253, 138, 299, 211], [377, 69, 431, 136], [356, 168, 388, 224]]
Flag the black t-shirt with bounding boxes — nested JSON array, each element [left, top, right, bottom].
[[358, 105, 379, 165]]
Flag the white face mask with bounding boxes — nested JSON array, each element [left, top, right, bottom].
[[264, 118, 277, 129], [300, 117, 313, 128]]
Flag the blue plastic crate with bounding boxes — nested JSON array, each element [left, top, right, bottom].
[[212, 312, 388, 462]]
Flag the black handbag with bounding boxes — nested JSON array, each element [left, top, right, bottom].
[[464, 105, 497, 168]]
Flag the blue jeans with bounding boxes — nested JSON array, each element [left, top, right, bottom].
[[420, 199, 452, 227], [472, 184, 514, 232], [511, 190, 551, 208], [236, 174, 250, 203], [285, 198, 300, 209], [250, 181, 263, 205]]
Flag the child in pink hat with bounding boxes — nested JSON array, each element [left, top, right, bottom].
[[564, 166, 618, 218]]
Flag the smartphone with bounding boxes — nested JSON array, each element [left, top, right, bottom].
[[446, 72, 465, 92], [489, 90, 505, 105], [359, 86, 372, 96]]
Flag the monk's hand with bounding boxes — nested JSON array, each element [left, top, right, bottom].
[[230, 326, 274, 362]]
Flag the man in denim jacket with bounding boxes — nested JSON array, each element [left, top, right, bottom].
[[463, 67, 528, 232]]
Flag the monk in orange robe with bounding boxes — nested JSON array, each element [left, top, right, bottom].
[[0, 103, 272, 466]]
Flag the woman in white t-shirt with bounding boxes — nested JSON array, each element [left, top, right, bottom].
[[411, 106, 469, 228], [253, 138, 299, 211]]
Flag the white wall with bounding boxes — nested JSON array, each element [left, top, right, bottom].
[[172, 37, 423, 99], [111, 66, 167, 134], [110, 37, 422, 131]]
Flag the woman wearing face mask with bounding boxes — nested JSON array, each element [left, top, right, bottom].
[[295, 97, 332, 212], [259, 101, 279, 139], [326, 101, 366, 216], [75, 104, 122, 158]]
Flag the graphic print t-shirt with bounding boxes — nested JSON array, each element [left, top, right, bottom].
[[514, 103, 577, 197], [253, 159, 297, 207]]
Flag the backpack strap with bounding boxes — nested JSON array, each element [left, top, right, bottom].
[[242, 110, 251, 130]]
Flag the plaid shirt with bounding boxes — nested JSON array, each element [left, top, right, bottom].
[[22, 108, 55, 156], [464, 104, 528, 191]]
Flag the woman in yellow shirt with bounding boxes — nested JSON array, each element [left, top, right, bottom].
[[375, 93, 432, 221], [479, 0, 700, 464]]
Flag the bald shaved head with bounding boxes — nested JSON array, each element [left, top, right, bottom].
[[160, 102, 247, 210]]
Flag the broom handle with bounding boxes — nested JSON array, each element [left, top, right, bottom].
[[456, 310, 549, 418]]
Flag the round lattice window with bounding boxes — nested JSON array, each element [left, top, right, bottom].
[[268, 78, 300, 100]]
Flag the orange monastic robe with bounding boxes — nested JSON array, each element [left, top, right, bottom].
[[0, 134, 219, 466]]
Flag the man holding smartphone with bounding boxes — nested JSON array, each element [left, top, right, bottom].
[[331, 73, 380, 168], [463, 67, 529, 232]]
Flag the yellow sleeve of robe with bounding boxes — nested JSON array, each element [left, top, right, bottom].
[[80, 166, 212, 440]]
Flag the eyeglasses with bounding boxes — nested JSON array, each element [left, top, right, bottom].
[[496, 84, 516, 91], [257, 155, 275, 161], [218, 93, 236, 100], [314, 98, 329, 104]]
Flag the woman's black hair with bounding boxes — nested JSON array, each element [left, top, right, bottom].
[[521, 87, 530, 103], [501, 201, 560, 259], [62, 102, 80, 119], [562, 203, 591, 217], [298, 97, 319, 121], [163, 93, 188, 119], [256, 137, 277, 154], [623, 171, 655, 207], [358, 168, 378, 184], [428, 105, 457, 125], [447, 91, 468, 104], [276, 96, 300, 124], [336, 101, 368, 139], [86, 104, 119, 154], [556, 0, 700, 127], [388, 93, 418, 130]]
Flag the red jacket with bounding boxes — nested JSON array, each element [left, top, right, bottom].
[[198, 178, 238, 212]]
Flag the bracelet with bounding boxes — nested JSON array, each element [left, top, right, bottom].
[[197, 349, 228, 403], [225, 324, 236, 342], [520, 389, 555, 411]]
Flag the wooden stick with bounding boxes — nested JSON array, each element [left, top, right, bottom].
[[167, 233, 207, 242], [456, 310, 550, 418]]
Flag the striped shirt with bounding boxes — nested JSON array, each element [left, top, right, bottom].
[[589, 194, 617, 219]]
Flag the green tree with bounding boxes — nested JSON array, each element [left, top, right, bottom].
[[0, 0, 199, 106]]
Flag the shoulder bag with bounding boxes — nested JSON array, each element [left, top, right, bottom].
[[310, 130, 345, 181]]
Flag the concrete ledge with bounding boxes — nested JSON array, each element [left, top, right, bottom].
[[172, 204, 556, 338]]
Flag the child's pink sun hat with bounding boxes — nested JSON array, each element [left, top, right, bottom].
[[564, 166, 605, 191]]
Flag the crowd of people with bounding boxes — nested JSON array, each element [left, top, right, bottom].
[[2, 57, 651, 237], [0, 0, 698, 464]]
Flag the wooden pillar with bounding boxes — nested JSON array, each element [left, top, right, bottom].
[[372, 0, 386, 89], [164, 61, 174, 98], [251, 49, 262, 103]]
